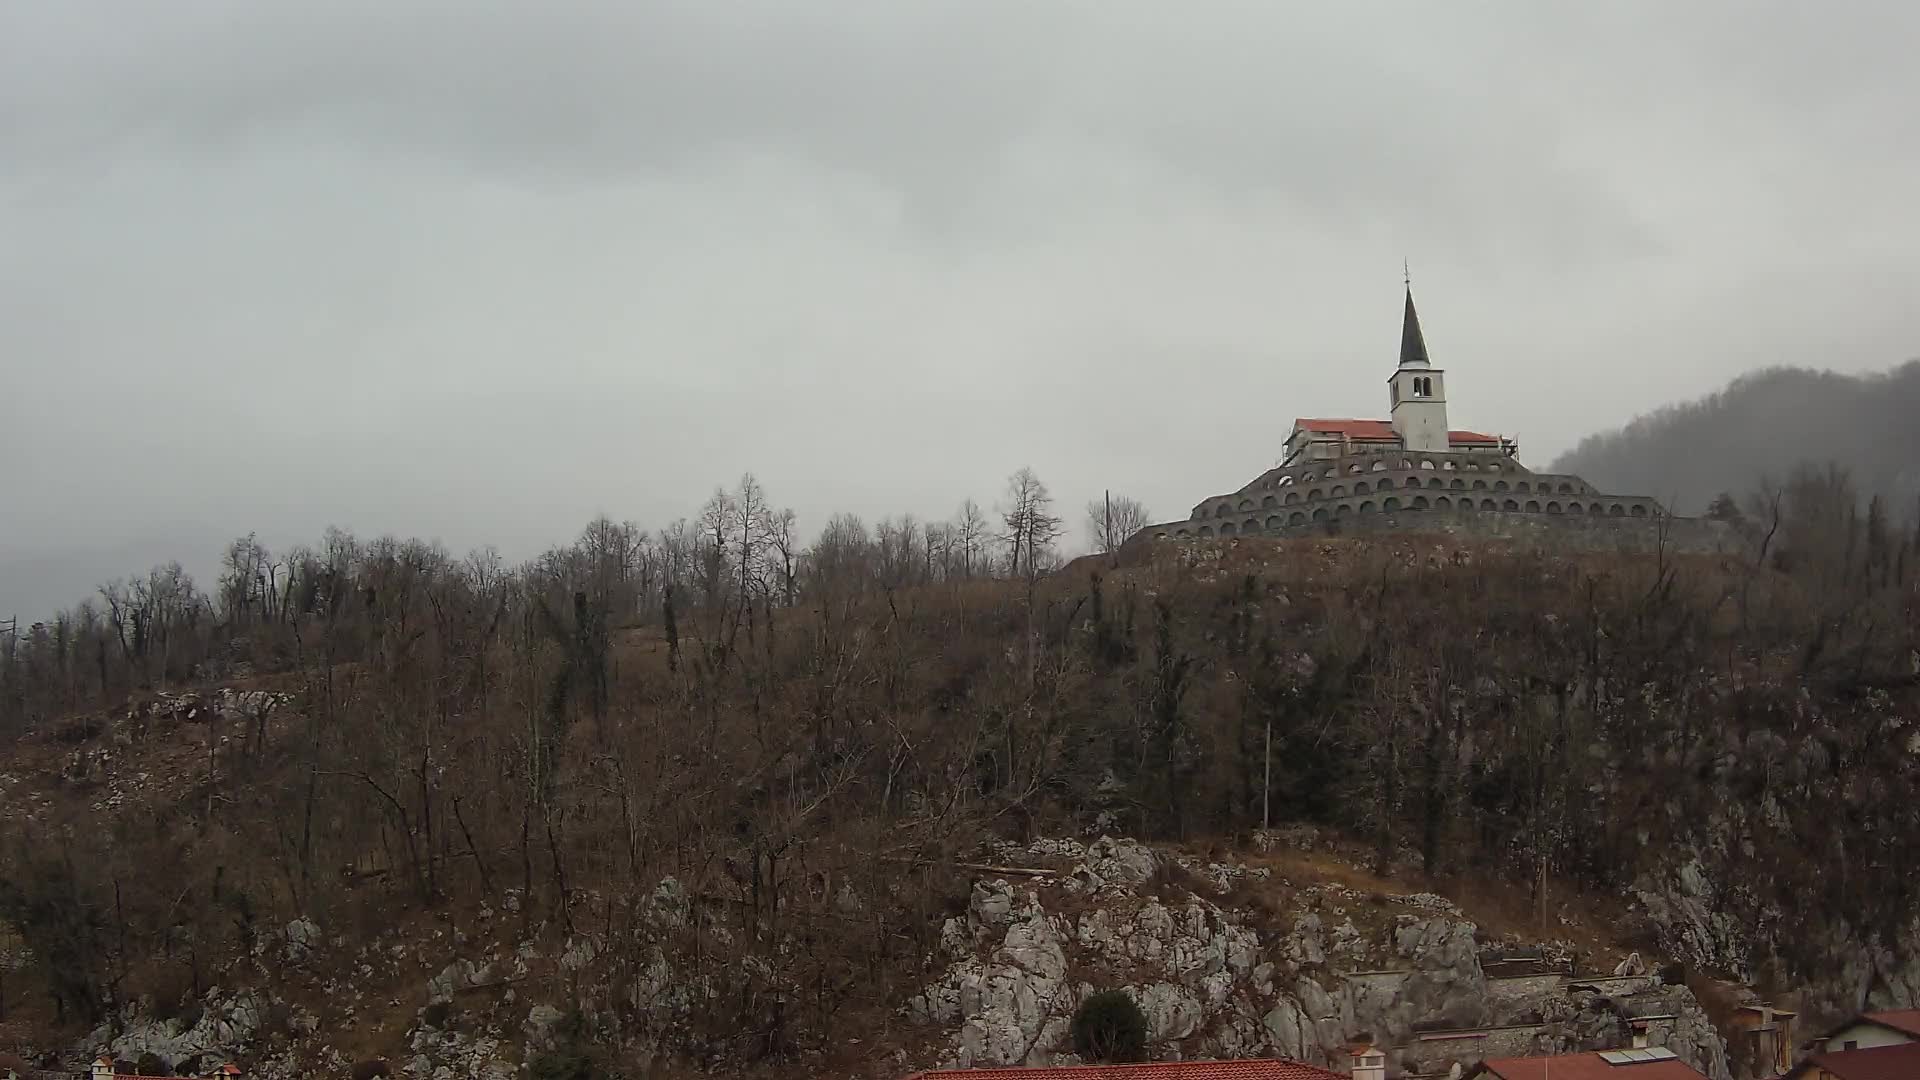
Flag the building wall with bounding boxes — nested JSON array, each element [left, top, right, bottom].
[[1401, 1025, 1562, 1075], [1486, 973, 1571, 1013], [1141, 506, 1730, 556], [1187, 451, 1613, 524], [1390, 367, 1449, 453], [1824, 1022, 1914, 1052]]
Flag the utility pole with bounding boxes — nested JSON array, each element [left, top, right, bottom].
[[1262, 717, 1273, 831]]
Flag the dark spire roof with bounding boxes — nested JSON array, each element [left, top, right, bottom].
[[1399, 286, 1431, 368]]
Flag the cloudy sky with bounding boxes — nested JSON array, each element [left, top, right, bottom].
[[4, 1, 1918, 619]]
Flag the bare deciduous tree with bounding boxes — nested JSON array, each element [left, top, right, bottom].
[[1085, 493, 1151, 554], [999, 468, 1062, 581]]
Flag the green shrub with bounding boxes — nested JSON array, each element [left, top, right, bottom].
[[1071, 990, 1149, 1063], [135, 1052, 171, 1076]]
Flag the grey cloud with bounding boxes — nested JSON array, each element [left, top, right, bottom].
[[3, 1, 1918, 621]]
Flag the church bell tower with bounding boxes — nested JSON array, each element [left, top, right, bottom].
[[1388, 284, 1449, 453]]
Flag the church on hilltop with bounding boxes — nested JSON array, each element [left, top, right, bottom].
[[1132, 285, 1676, 545]]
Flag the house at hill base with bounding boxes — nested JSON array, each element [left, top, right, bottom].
[[901, 1045, 1385, 1080], [1461, 1047, 1709, 1080], [1810, 1009, 1920, 1054], [88, 1059, 242, 1080], [1127, 284, 1729, 552], [1726, 1001, 1797, 1078], [1784, 1041, 1920, 1080]]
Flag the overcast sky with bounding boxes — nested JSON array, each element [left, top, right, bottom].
[[4, 1, 1918, 620]]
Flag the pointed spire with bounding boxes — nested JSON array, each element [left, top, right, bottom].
[[1399, 283, 1430, 368]]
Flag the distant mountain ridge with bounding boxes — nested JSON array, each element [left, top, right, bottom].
[[1550, 361, 1920, 515]]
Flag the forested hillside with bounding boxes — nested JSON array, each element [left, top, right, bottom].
[[1551, 361, 1920, 514], [0, 469, 1916, 1077]]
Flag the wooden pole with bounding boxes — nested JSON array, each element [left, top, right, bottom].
[[1262, 718, 1272, 831]]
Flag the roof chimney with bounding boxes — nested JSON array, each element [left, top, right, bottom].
[[1348, 1040, 1387, 1080]]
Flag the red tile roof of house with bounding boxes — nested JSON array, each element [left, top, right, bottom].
[[1290, 418, 1501, 445], [1471, 1051, 1708, 1080], [1793, 1042, 1920, 1080], [1862, 1008, 1920, 1038], [903, 1059, 1345, 1080], [1294, 418, 1398, 440]]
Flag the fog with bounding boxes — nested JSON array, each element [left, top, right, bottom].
[[5, 2, 1920, 620]]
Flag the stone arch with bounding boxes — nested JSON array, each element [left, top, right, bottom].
[[1348, 463, 1364, 475], [1284, 491, 1299, 505], [1355, 481, 1371, 495], [1494, 480, 1510, 492], [1266, 515, 1284, 530], [1485, 462, 1504, 473], [1436, 496, 1452, 510], [1472, 479, 1488, 490], [1262, 494, 1277, 508], [1199, 526, 1215, 538], [1502, 499, 1519, 511], [1459, 499, 1475, 511], [1419, 459, 1437, 470], [1557, 482, 1574, 494], [1335, 503, 1353, 517], [1516, 481, 1530, 493], [1289, 511, 1307, 525], [1547, 502, 1562, 514], [1311, 508, 1329, 522], [1588, 502, 1603, 515], [1412, 495, 1429, 509], [1370, 459, 1388, 472], [1309, 489, 1323, 501], [1525, 500, 1541, 512], [1428, 477, 1445, 489], [1442, 459, 1457, 470], [1383, 497, 1401, 511], [1481, 499, 1497, 510], [1175, 528, 1191, 538], [1359, 501, 1376, 513], [1277, 475, 1294, 486], [1238, 498, 1254, 511], [1630, 504, 1648, 517], [1332, 485, 1346, 497], [1377, 477, 1394, 490], [1450, 478, 1465, 489], [1221, 521, 1238, 536], [1217, 503, 1232, 518], [1608, 503, 1625, 516]]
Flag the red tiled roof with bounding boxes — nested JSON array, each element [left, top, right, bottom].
[[1475, 1052, 1708, 1080], [1292, 418, 1503, 446], [1863, 1009, 1920, 1038], [1796, 1042, 1920, 1080], [904, 1059, 1345, 1080], [1294, 418, 1398, 440]]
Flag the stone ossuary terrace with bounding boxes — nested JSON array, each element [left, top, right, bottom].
[[1133, 283, 1670, 545]]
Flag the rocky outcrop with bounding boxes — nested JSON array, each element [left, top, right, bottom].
[[911, 837, 1732, 1079]]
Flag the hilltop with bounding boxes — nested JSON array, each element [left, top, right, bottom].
[[1, 508, 1917, 1078]]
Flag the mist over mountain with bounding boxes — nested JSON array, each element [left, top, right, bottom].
[[1550, 361, 1920, 515]]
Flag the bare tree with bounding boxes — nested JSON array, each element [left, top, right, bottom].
[[1000, 468, 1063, 580], [954, 499, 990, 579], [1085, 493, 1151, 554]]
